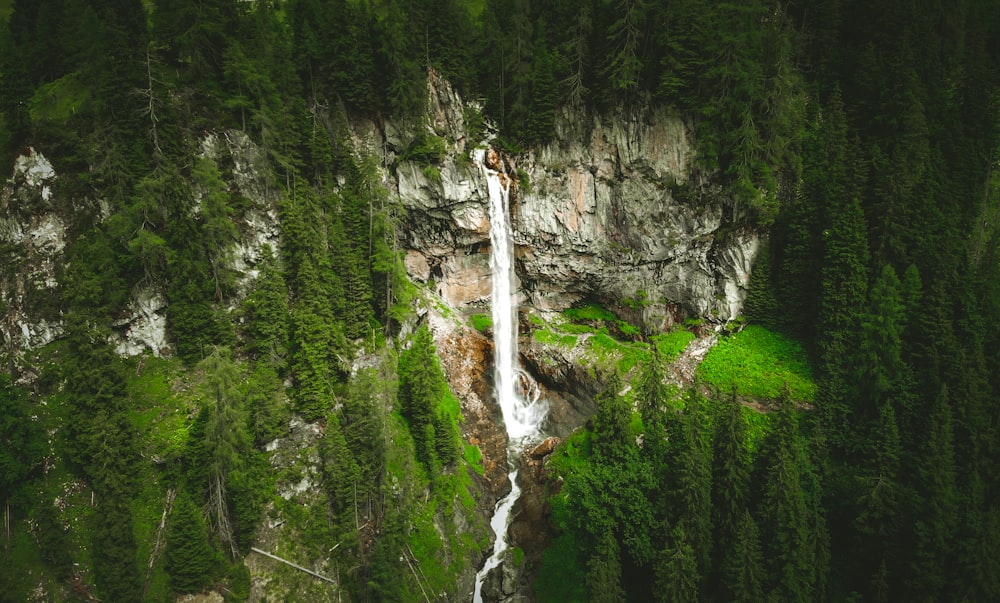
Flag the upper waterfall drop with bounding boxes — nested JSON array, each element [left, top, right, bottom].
[[479, 148, 547, 441], [472, 148, 547, 602]]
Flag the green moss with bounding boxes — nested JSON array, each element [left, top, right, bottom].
[[470, 313, 493, 333], [464, 444, 484, 475], [563, 303, 617, 323], [588, 333, 651, 374], [651, 329, 696, 363], [510, 546, 525, 566], [534, 328, 578, 348], [696, 325, 816, 402]]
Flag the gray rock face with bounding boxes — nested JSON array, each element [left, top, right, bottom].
[[0, 148, 65, 354], [0, 132, 281, 363], [387, 75, 760, 330]]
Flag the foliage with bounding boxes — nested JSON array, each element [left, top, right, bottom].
[[697, 326, 816, 402], [651, 329, 696, 363], [166, 489, 217, 593], [397, 325, 460, 475], [0, 375, 44, 504], [469, 312, 493, 333], [1, 0, 999, 599]]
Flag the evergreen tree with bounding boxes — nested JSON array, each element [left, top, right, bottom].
[[906, 385, 959, 598], [397, 325, 457, 474], [199, 347, 250, 558], [757, 393, 816, 603], [709, 390, 750, 591], [591, 373, 631, 463], [667, 389, 712, 582], [241, 245, 290, 367], [856, 265, 906, 415], [653, 524, 700, 603], [721, 511, 765, 603], [0, 375, 43, 506], [587, 528, 626, 603], [166, 489, 216, 593], [92, 496, 142, 603], [320, 412, 360, 518]]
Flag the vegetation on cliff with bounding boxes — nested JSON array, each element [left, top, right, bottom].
[[0, 0, 998, 601]]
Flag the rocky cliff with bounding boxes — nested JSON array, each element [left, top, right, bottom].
[[0, 70, 760, 603], [386, 73, 760, 333]]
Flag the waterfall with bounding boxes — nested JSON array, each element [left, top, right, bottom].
[[473, 149, 546, 602]]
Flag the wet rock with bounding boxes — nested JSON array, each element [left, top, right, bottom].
[[528, 437, 560, 460]]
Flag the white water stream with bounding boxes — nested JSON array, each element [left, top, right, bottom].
[[472, 149, 547, 602]]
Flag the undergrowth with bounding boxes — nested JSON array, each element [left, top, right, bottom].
[[697, 325, 815, 402]]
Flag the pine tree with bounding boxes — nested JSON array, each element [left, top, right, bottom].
[[906, 385, 959, 598], [397, 325, 456, 474], [653, 524, 700, 603], [709, 390, 750, 591], [0, 375, 43, 506], [757, 393, 816, 602], [166, 489, 216, 593], [856, 265, 906, 415], [92, 496, 142, 603], [199, 347, 250, 558], [321, 412, 360, 518], [591, 373, 632, 463], [721, 511, 765, 603], [668, 390, 712, 582], [241, 245, 289, 366], [587, 528, 626, 603]]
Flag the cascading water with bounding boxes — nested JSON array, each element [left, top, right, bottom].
[[473, 149, 547, 602]]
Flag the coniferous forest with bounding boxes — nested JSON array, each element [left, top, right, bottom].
[[1, 0, 999, 601]]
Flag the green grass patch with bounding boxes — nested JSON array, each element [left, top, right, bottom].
[[464, 444, 484, 475], [696, 325, 816, 402], [651, 329, 696, 363], [563, 303, 617, 323], [616, 320, 642, 337], [561, 323, 597, 334], [126, 356, 192, 463], [534, 328, 578, 348], [470, 313, 492, 333], [29, 71, 91, 124], [588, 333, 651, 374]]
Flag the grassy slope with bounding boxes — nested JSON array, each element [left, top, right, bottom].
[[697, 325, 816, 403]]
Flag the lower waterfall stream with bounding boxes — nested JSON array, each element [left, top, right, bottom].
[[472, 149, 547, 602]]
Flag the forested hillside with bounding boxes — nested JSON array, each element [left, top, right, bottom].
[[1, 0, 998, 602]]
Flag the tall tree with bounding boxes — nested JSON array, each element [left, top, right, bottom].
[[166, 489, 216, 593], [199, 347, 250, 558]]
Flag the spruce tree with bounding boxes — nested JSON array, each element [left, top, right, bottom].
[[587, 528, 626, 603], [653, 525, 701, 603], [709, 390, 750, 591], [166, 489, 216, 593], [721, 511, 765, 603]]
